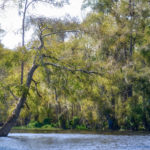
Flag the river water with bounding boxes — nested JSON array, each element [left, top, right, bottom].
[[0, 133, 150, 150]]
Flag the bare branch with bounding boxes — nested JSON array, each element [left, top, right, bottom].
[[44, 62, 74, 72], [32, 79, 42, 97], [42, 54, 59, 61], [9, 89, 19, 101], [34, 0, 69, 7], [24, 102, 30, 110], [26, 0, 35, 9], [8, 88, 30, 110], [0, 0, 9, 9], [1, 86, 19, 101], [43, 62, 103, 76], [42, 30, 80, 38], [75, 69, 102, 75]]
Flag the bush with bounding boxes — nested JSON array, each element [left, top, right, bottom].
[[43, 118, 51, 125], [27, 121, 43, 128], [72, 116, 80, 129], [51, 123, 59, 128], [59, 117, 68, 129], [76, 125, 87, 130], [41, 124, 52, 129]]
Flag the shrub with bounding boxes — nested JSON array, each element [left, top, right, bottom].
[[72, 116, 80, 129], [59, 115, 68, 129], [76, 125, 87, 130], [27, 121, 43, 128], [43, 118, 51, 125], [41, 124, 52, 129]]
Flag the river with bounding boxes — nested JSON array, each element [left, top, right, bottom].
[[0, 132, 150, 150]]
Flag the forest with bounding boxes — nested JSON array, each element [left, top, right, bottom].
[[0, 0, 150, 136]]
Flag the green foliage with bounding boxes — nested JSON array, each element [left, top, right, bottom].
[[1, 0, 150, 132], [41, 124, 53, 129], [71, 116, 80, 129], [27, 121, 43, 128], [43, 118, 52, 125], [58, 115, 68, 129], [76, 125, 87, 130]]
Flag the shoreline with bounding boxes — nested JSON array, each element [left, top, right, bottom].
[[10, 128, 150, 135]]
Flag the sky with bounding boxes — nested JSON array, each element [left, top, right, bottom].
[[0, 0, 86, 49]]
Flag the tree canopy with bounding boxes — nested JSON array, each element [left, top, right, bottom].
[[0, 0, 150, 136]]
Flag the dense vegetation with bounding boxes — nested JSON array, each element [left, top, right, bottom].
[[0, 0, 150, 133]]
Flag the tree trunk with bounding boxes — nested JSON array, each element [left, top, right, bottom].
[[0, 64, 38, 136], [21, 0, 28, 85]]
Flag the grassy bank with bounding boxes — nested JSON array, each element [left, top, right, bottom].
[[12, 126, 61, 131], [10, 127, 150, 135]]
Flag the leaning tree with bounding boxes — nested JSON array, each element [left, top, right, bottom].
[[0, 10, 101, 136], [0, 0, 71, 136]]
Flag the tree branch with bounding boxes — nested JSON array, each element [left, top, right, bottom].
[[42, 30, 79, 38], [26, 0, 35, 9], [35, 0, 69, 7], [9, 89, 30, 110], [9, 89, 19, 101], [43, 62, 103, 76], [32, 79, 42, 97], [42, 54, 59, 61]]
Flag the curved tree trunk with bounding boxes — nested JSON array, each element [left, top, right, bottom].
[[0, 64, 38, 136]]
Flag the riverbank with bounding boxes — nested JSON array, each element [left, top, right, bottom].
[[0, 126, 149, 135], [10, 127, 150, 135]]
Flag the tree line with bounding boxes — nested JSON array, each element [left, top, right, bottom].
[[0, 0, 150, 136]]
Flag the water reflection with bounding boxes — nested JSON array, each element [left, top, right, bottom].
[[0, 133, 150, 150]]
